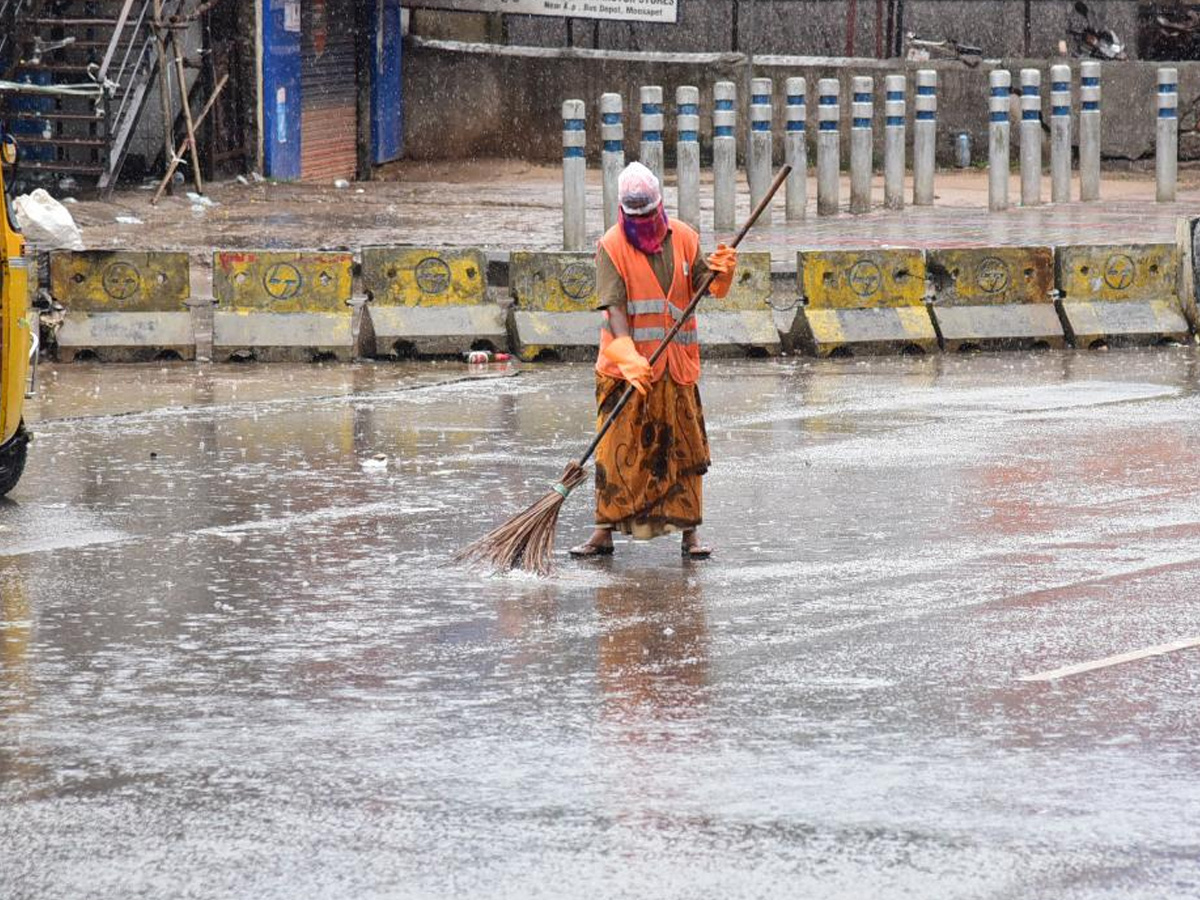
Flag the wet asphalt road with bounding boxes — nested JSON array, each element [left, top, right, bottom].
[[3, 352, 1200, 899]]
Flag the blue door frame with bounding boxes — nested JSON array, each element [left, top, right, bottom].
[[262, 0, 302, 180], [370, 0, 403, 165]]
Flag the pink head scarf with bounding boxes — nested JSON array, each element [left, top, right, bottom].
[[617, 162, 669, 254]]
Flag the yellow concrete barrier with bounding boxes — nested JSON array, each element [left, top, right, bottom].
[[212, 250, 354, 361], [509, 250, 779, 362], [360, 247, 503, 357], [697, 251, 779, 357], [1055, 244, 1189, 348], [1175, 217, 1200, 333], [927, 247, 1065, 351], [508, 252, 599, 361], [792, 248, 937, 356], [50, 250, 193, 362]]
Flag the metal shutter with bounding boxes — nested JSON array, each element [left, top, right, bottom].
[[300, 0, 358, 181]]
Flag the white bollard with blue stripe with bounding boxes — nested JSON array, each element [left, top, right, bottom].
[[600, 93, 624, 231], [785, 77, 807, 221], [1080, 60, 1101, 202], [884, 74, 905, 210], [749, 78, 774, 225], [1157, 67, 1178, 203], [1050, 65, 1071, 203], [913, 70, 936, 206], [817, 78, 840, 217], [562, 99, 586, 251], [850, 76, 873, 215], [988, 69, 1011, 212], [676, 85, 701, 227], [1020, 69, 1042, 207], [639, 86, 664, 187], [713, 81, 737, 231]]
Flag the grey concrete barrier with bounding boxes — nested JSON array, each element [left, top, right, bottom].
[[791, 248, 938, 356], [1080, 60, 1101, 202], [211, 250, 355, 362], [600, 93, 624, 232], [988, 69, 1011, 212], [508, 251, 600, 361], [817, 78, 840, 217], [50, 250, 194, 362], [562, 99, 587, 251], [1157, 67, 1178, 203], [697, 251, 780, 357], [785, 77, 807, 221], [749, 78, 774, 226], [927, 247, 1065, 351], [1055, 243, 1189, 348], [676, 85, 701, 229], [913, 70, 936, 206], [360, 247, 503, 358], [1019, 68, 1041, 207], [713, 81, 737, 232], [883, 74, 905, 211], [849, 75, 873, 216], [1050, 65, 1071, 204], [640, 85, 664, 187], [1175, 215, 1200, 334]]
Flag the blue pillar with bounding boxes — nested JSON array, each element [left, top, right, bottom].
[[371, 0, 404, 164], [262, 0, 302, 180]]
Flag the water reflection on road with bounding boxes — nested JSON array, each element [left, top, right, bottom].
[[3, 352, 1200, 898]]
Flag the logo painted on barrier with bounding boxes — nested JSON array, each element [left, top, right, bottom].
[[560, 263, 596, 301], [1103, 254, 1135, 291], [848, 260, 882, 297], [414, 257, 452, 295], [263, 262, 303, 300], [101, 261, 141, 301], [976, 257, 1010, 294]]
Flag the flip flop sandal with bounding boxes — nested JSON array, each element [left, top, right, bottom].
[[682, 544, 713, 559], [569, 542, 615, 558]]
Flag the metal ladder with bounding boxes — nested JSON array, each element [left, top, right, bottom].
[[0, 0, 174, 196]]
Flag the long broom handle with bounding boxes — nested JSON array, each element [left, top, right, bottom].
[[574, 163, 792, 470]]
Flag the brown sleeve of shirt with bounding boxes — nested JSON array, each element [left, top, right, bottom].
[[691, 245, 711, 293], [595, 245, 627, 310]]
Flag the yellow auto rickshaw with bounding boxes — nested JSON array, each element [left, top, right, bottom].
[[0, 134, 33, 497]]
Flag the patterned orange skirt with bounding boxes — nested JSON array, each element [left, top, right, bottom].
[[593, 373, 710, 539]]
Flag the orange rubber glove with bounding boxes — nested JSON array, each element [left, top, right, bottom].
[[601, 335, 652, 396], [706, 243, 738, 299]]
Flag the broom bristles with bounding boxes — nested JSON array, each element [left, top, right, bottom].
[[455, 462, 588, 576]]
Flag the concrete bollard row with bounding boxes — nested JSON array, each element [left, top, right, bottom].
[[817, 78, 840, 217], [785, 77, 807, 222], [884, 74, 905, 211], [750, 78, 774, 225], [600, 93, 624, 232], [1020, 69, 1041, 207], [1050, 65, 1071, 204], [988, 69, 1011, 212], [913, 70, 936, 206], [1157, 67, 1178, 203], [1080, 60, 1101, 202], [676, 85, 701, 228], [850, 76, 873, 215]]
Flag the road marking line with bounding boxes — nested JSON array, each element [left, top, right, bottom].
[[1020, 636, 1200, 682]]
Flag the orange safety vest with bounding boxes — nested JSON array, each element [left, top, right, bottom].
[[595, 222, 701, 386]]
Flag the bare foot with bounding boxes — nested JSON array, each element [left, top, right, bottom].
[[681, 528, 712, 559]]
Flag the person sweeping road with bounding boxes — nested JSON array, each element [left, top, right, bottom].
[[569, 162, 737, 561]]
